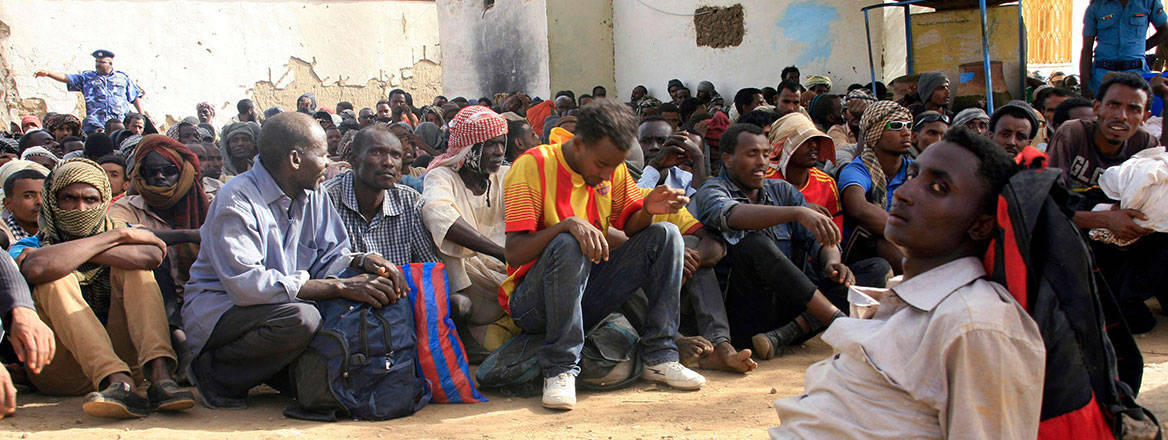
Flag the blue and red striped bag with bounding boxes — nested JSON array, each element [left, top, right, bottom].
[[401, 262, 487, 403]]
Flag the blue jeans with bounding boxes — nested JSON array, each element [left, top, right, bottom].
[[509, 222, 684, 378]]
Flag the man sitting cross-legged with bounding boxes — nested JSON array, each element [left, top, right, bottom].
[[10, 158, 193, 419], [182, 112, 408, 409], [771, 128, 1045, 439], [612, 189, 758, 374], [837, 101, 914, 274], [691, 123, 852, 359], [108, 135, 208, 372], [322, 125, 440, 267], [501, 99, 705, 410], [764, 114, 893, 312]]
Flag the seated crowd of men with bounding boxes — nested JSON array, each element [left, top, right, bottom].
[[0, 67, 1162, 438]]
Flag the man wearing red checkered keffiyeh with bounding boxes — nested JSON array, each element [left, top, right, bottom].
[[425, 105, 508, 173], [420, 105, 513, 356]]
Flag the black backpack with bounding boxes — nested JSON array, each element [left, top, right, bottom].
[[984, 169, 1159, 440], [475, 313, 643, 396], [284, 298, 431, 422]]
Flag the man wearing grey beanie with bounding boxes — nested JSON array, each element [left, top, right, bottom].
[[951, 107, 990, 135], [911, 72, 951, 117]]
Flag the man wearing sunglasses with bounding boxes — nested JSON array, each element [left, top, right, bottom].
[[838, 101, 914, 274], [910, 111, 949, 158], [109, 135, 210, 379], [358, 108, 376, 128]]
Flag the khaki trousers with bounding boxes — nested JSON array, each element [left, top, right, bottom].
[[28, 268, 176, 396]]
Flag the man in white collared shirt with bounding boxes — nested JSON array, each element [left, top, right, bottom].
[[772, 127, 1045, 439]]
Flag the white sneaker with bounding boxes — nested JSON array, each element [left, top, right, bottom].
[[642, 361, 706, 390], [542, 373, 576, 410]]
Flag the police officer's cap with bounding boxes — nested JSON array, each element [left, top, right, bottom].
[[91, 50, 115, 59]]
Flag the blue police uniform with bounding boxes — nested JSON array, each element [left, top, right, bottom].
[[66, 50, 143, 133], [1085, 0, 1168, 93]]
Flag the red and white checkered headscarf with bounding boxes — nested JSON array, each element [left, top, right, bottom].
[[426, 105, 508, 172]]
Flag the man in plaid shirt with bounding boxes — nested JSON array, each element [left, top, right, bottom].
[[323, 125, 440, 267]]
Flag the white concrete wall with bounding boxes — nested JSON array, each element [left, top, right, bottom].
[[436, 0, 551, 99], [0, 0, 440, 126], [1069, 0, 1088, 73], [613, 0, 885, 102], [547, 0, 615, 97]]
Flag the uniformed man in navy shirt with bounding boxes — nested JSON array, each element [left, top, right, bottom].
[[35, 50, 144, 134], [1080, 0, 1168, 96]]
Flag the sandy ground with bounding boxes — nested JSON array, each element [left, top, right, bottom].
[[3, 308, 1168, 440]]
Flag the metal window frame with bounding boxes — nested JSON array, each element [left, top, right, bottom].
[[861, 0, 1026, 114]]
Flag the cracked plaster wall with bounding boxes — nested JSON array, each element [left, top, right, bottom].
[[0, 0, 441, 129]]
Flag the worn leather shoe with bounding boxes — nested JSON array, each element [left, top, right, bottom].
[[148, 379, 196, 412], [82, 382, 149, 419]]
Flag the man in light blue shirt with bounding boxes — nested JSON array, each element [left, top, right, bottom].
[[182, 112, 408, 409], [1080, 0, 1168, 95], [635, 117, 707, 197]]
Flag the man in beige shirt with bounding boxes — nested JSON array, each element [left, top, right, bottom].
[[772, 127, 1045, 439], [421, 106, 511, 352]]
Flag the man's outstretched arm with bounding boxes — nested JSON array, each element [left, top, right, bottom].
[[33, 71, 68, 84]]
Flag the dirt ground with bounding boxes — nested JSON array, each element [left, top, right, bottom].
[[4, 305, 1168, 440]]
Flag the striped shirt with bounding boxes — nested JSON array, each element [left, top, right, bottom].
[[765, 167, 844, 232], [642, 188, 702, 235], [499, 142, 645, 313]]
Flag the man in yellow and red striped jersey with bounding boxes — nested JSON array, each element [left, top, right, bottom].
[[501, 99, 706, 411]]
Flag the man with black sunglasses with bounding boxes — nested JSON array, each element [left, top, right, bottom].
[[109, 135, 210, 380], [909, 111, 949, 158], [358, 108, 376, 128]]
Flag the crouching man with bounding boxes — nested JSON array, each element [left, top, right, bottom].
[[11, 158, 193, 419], [182, 112, 405, 409], [771, 128, 1045, 438], [501, 100, 705, 410]]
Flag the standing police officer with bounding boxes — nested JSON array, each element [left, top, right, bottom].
[[35, 50, 144, 134], [1080, 0, 1168, 97]]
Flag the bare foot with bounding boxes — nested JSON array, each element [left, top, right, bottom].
[[676, 336, 713, 366], [698, 342, 757, 373]]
